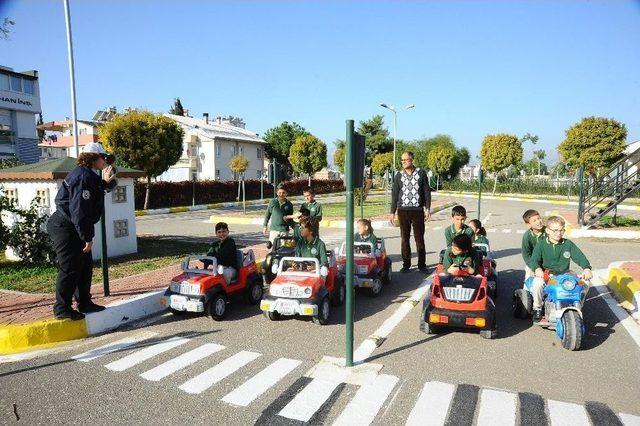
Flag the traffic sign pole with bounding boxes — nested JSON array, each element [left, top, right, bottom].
[[345, 120, 355, 367]]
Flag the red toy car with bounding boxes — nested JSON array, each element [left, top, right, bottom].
[[336, 239, 392, 297], [437, 243, 498, 299], [260, 254, 344, 325], [420, 268, 497, 339], [161, 250, 263, 321]]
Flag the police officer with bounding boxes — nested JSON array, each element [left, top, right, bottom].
[[47, 142, 117, 320]]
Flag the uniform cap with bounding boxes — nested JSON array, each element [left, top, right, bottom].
[[82, 142, 107, 155]]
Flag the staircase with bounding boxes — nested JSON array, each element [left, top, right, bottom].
[[578, 145, 640, 227]]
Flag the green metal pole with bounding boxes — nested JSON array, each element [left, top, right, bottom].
[[100, 171, 109, 296], [272, 159, 276, 198], [345, 120, 355, 367], [577, 166, 584, 225], [360, 190, 364, 219], [477, 170, 482, 220]]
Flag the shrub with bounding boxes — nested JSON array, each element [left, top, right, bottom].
[[3, 198, 55, 264], [442, 178, 579, 196]]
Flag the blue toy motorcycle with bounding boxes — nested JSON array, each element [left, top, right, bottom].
[[513, 273, 588, 350]]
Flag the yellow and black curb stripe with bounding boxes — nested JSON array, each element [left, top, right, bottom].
[[605, 261, 640, 320]]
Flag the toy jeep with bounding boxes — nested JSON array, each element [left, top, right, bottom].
[[336, 239, 392, 297], [261, 235, 297, 284]]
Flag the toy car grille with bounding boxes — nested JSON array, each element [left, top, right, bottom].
[[443, 286, 475, 302], [357, 265, 369, 274]]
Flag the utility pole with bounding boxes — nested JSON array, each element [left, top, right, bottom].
[[63, 0, 80, 158]]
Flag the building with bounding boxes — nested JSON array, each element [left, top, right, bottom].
[[313, 167, 341, 180], [0, 157, 145, 260], [159, 113, 269, 182], [458, 164, 482, 181], [0, 65, 41, 163], [37, 108, 116, 160]]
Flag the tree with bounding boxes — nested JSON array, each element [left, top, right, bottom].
[[0, 157, 23, 170], [37, 113, 45, 140], [533, 149, 546, 175], [333, 140, 345, 173], [100, 110, 184, 209], [169, 98, 185, 116], [289, 134, 327, 185], [427, 144, 456, 189], [558, 116, 627, 175], [357, 115, 392, 165], [371, 152, 393, 177], [1, 18, 15, 40], [263, 122, 310, 179], [480, 133, 523, 194], [228, 154, 250, 212]]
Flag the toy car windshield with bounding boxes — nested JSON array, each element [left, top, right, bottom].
[[277, 257, 321, 276], [182, 255, 217, 275], [339, 242, 374, 256], [274, 236, 297, 250]]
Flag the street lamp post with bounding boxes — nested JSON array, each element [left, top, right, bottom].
[[380, 103, 414, 209]]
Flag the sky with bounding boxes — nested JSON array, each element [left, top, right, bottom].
[[2, 0, 639, 165]]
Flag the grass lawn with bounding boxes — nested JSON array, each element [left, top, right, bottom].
[[598, 215, 640, 228], [0, 237, 209, 294]]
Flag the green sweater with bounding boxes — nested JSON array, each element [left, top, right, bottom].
[[442, 247, 483, 272], [354, 232, 378, 246], [302, 200, 323, 222], [263, 198, 294, 232], [444, 224, 474, 247], [521, 228, 545, 265], [207, 237, 238, 269], [295, 236, 328, 267], [527, 237, 591, 275], [473, 234, 490, 255]]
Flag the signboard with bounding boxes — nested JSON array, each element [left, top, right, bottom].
[[0, 90, 41, 113]]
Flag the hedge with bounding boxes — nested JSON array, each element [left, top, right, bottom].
[[442, 178, 579, 196], [134, 179, 345, 210]]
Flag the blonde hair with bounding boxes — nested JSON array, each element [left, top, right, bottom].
[[546, 215, 565, 227]]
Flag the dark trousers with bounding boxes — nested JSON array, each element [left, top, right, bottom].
[[397, 209, 426, 269], [47, 211, 93, 315]]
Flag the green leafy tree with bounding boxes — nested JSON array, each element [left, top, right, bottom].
[[427, 144, 456, 189], [263, 122, 310, 179], [333, 140, 345, 173], [1, 17, 15, 40], [533, 149, 546, 175], [228, 154, 250, 210], [0, 157, 23, 170], [100, 110, 184, 209], [480, 133, 523, 194], [169, 98, 185, 116], [37, 113, 45, 140], [357, 115, 392, 164], [371, 152, 393, 177], [290, 134, 327, 185], [558, 116, 627, 175]]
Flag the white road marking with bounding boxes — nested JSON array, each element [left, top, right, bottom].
[[502, 229, 512, 233], [476, 388, 517, 426], [482, 213, 492, 224], [333, 374, 399, 426], [619, 413, 640, 425], [406, 381, 456, 426], [516, 229, 526, 234], [487, 228, 497, 233], [139, 343, 224, 381], [547, 399, 590, 425], [222, 358, 302, 407], [278, 376, 345, 422], [178, 351, 261, 394], [104, 336, 189, 371], [72, 334, 155, 362]]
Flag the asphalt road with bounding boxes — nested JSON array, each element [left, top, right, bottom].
[[1, 195, 639, 425]]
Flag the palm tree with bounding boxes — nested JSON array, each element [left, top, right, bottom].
[[534, 149, 546, 176]]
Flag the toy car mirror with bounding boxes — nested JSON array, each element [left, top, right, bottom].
[[266, 241, 273, 249], [217, 265, 224, 275], [271, 264, 278, 275], [320, 266, 328, 277]]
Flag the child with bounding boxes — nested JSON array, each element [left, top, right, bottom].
[[301, 186, 323, 222], [527, 216, 592, 322], [263, 184, 294, 244], [445, 205, 474, 247], [521, 209, 545, 277], [354, 218, 377, 245], [205, 222, 238, 283], [469, 219, 490, 255], [294, 216, 328, 268], [442, 234, 482, 275]]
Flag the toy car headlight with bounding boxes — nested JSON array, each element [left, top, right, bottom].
[[562, 279, 577, 291], [217, 265, 224, 275], [304, 286, 312, 296]]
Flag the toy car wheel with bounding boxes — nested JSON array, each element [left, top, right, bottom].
[[512, 289, 532, 319], [480, 324, 498, 339], [382, 259, 392, 285], [490, 274, 498, 299], [264, 310, 281, 321], [245, 275, 264, 305], [207, 293, 227, 321], [331, 276, 345, 307], [313, 296, 331, 325], [369, 278, 382, 297], [420, 318, 438, 335], [560, 310, 583, 351]]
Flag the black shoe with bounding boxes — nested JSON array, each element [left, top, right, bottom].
[[533, 309, 542, 322], [78, 302, 106, 314], [418, 266, 430, 273], [400, 267, 411, 273], [55, 310, 85, 321]]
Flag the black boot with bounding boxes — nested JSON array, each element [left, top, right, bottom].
[[533, 309, 542, 322], [55, 310, 85, 321], [78, 302, 106, 314]]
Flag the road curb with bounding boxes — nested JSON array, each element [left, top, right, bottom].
[[602, 261, 640, 323], [437, 190, 640, 212], [209, 202, 457, 229], [548, 210, 640, 240]]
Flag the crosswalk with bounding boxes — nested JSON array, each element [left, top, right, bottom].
[[70, 334, 640, 425]]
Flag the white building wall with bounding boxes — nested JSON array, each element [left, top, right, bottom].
[[1, 177, 138, 261]]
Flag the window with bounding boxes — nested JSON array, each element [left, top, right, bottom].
[[257, 148, 262, 159], [215, 169, 220, 179], [215, 144, 220, 157], [231, 146, 236, 155], [113, 220, 129, 238], [4, 188, 18, 205], [23, 79, 34, 95], [257, 170, 262, 179], [239, 146, 244, 155], [10, 76, 21, 92], [79, 128, 87, 135], [35, 188, 50, 207], [112, 186, 127, 203], [0, 74, 8, 91]]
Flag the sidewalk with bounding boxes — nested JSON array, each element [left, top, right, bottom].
[[0, 243, 269, 354], [604, 261, 640, 323], [549, 209, 640, 240]]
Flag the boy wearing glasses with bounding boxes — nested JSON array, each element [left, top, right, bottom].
[[527, 216, 592, 322]]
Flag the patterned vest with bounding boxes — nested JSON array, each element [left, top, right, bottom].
[[400, 168, 421, 207]]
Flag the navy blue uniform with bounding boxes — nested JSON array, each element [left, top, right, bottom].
[[47, 166, 116, 316]]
